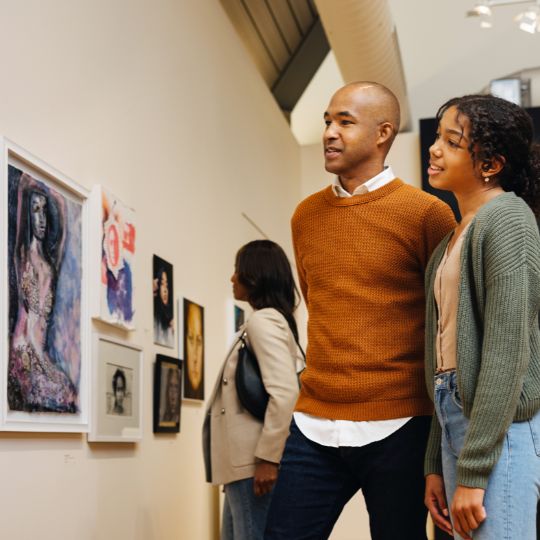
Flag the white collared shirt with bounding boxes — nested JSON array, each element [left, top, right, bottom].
[[331, 166, 396, 197], [294, 166, 412, 448]]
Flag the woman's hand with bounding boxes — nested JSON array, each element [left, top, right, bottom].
[[425, 474, 453, 536], [253, 460, 279, 497], [451, 485, 486, 540]]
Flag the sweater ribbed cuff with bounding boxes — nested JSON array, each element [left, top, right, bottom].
[[456, 468, 489, 490], [424, 457, 443, 477]]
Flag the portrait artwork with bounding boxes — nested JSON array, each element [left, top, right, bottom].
[[92, 186, 136, 330], [7, 164, 83, 414], [153, 255, 174, 348], [106, 363, 133, 417], [183, 298, 204, 401], [234, 305, 245, 332], [88, 335, 142, 442], [153, 355, 182, 433]]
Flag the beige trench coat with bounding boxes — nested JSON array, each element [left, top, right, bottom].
[[203, 308, 301, 486]]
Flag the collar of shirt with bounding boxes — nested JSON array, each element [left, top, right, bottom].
[[331, 166, 395, 198]]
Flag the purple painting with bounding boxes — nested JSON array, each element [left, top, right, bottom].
[[7, 165, 82, 413]]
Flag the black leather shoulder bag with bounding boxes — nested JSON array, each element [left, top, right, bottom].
[[235, 332, 305, 421]]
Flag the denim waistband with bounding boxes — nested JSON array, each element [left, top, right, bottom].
[[434, 369, 457, 391]]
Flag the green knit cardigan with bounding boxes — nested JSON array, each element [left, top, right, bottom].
[[424, 192, 540, 489]]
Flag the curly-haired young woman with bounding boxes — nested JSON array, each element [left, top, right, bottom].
[[424, 94, 540, 540]]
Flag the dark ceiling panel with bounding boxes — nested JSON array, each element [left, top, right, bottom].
[[221, 0, 327, 114], [272, 17, 329, 113], [288, 0, 315, 34], [266, 0, 302, 51], [221, 0, 280, 84], [243, 0, 290, 69]]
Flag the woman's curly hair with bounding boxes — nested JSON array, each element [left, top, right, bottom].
[[436, 94, 540, 216]]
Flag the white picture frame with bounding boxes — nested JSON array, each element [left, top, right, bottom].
[[0, 138, 90, 432], [89, 185, 136, 330], [88, 334, 143, 442]]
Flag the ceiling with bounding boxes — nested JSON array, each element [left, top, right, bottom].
[[219, 0, 329, 114], [222, 0, 540, 145]]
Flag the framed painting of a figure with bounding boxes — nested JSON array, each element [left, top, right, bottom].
[[153, 255, 174, 348], [90, 186, 136, 330], [0, 139, 90, 432], [182, 298, 204, 401], [88, 334, 142, 442], [153, 355, 182, 433]]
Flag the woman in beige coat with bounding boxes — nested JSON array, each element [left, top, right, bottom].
[[203, 240, 303, 540]]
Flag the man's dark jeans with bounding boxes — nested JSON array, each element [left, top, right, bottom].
[[264, 416, 430, 540]]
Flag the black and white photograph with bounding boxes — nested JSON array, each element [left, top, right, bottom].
[[106, 364, 133, 416], [88, 335, 143, 442]]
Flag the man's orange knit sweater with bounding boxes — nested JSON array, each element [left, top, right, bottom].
[[293, 179, 456, 421]]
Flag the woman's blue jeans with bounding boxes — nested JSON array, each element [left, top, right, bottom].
[[221, 477, 272, 540], [434, 370, 540, 539]]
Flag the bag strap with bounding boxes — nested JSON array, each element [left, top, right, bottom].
[[238, 331, 248, 346], [242, 328, 305, 360], [293, 333, 306, 361], [241, 328, 304, 388]]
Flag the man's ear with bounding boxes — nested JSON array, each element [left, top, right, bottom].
[[377, 121, 394, 147]]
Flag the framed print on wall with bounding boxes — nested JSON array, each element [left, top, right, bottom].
[[182, 298, 204, 401], [0, 138, 90, 432], [153, 255, 174, 348], [88, 334, 142, 442], [234, 304, 245, 332], [90, 185, 136, 330], [153, 355, 182, 433]]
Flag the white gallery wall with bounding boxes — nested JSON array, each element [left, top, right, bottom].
[[0, 1, 301, 539]]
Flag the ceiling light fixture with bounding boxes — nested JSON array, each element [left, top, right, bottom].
[[467, 2, 493, 17], [515, 4, 540, 33], [466, 0, 540, 32]]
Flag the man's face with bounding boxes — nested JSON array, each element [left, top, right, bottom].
[[323, 87, 381, 177]]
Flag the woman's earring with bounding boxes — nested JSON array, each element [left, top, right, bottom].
[[483, 175, 490, 183]]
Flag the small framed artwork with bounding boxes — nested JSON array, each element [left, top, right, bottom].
[[90, 185, 136, 330], [0, 139, 90, 432], [153, 255, 174, 348], [234, 304, 245, 332], [182, 298, 204, 401], [153, 355, 182, 433], [88, 334, 142, 442]]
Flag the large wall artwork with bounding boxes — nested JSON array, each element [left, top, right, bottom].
[[90, 186, 136, 330], [0, 139, 89, 431]]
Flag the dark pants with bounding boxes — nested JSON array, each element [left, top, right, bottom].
[[264, 416, 430, 540]]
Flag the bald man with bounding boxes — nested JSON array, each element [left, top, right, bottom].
[[264, 83, 456, 540]]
